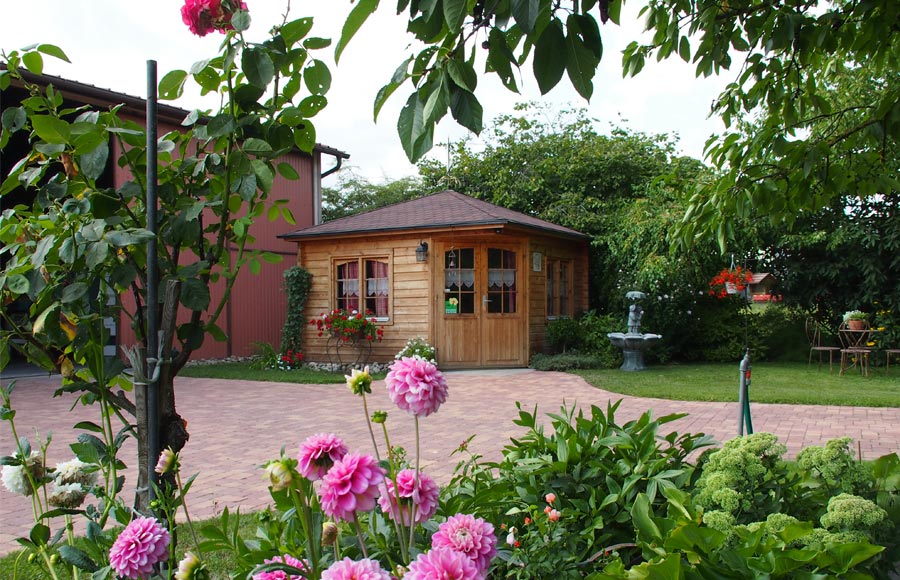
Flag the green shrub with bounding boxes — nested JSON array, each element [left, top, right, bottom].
[[529, 352, 607, 371], [442, 402, 715, 578], [576, 310, 623, 367], [281, 266, 312, 354], [545, 317, 584, 353]]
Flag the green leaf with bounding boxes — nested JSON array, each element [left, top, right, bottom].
[[206, 322, 228, 342], [37, 44, 71, 63], [79, 141, 109, 181], [303, 37, 331, 50], [335, 0, 380, 63], [231, 9, 251, 32], [180, 278, 211, 311], [61, 283, 89, 303], [293, 122, 316, 153], [2, 107, 27, 132], [303, 59, 332, 95], [443, 0, 467, 33], [207, 114, 236, 138], [85, 241, 109, 270], [58, 545, 99, 572], [449, 85, 483, 134], [565, 16, 599, 100], [22, 51, 43, 75], [242, 138, 273, 156], [277, 162, 299, 180], [31, 115, 70, 144], [281, 17, 314, 46], [631, 493, 662, 542], [534, 19, 566, 95], [6, 275, 30, 294], [30, 523, 51, 546], [678, 36, 691, 62], [487, 28, 520, 92], [374, 57, 412, 121], [242, 47, 275, 88], [298, 95, 328, 117], [158, 70, 188, 101], [73, 421, 105, 433], [511, 0, 540, 34], [251, 159, 275, 193], [447, 59, 478, 92], [397, 92, 427, 162]]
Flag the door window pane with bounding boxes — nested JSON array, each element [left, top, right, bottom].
[[444, 248, 475, 314], [487, 248, 516, 314]]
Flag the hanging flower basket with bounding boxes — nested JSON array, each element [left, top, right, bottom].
[[709, 267, 753, 299]]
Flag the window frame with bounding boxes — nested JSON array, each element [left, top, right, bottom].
[[332, 253, 393, 323]]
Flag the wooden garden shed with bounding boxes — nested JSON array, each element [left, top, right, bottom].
[[280, 190, 590, 369]]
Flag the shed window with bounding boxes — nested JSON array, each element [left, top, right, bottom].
[[487, 248, 517, 314], [546, 258, 572, 318], [336, 257, 390, 319]]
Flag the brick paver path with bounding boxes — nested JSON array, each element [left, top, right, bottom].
[[1, 370, 898, 554]]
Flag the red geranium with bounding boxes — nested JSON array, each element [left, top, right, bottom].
[[709, 267, 753, 299], [310, 309, 383, 342]]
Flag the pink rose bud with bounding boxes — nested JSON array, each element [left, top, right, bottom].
[[548, 509, 561, 522], [545, 492, 556, 504]]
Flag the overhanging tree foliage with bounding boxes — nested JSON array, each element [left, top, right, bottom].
[[339, 0, 899, 244]]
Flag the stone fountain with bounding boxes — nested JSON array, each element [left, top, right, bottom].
[[607, 291, 662, 371]]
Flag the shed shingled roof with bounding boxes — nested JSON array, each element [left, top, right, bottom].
[[280, 190, 589, 240]]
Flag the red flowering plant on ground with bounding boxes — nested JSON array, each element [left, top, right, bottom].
[[277, 349, 304, 371], [708, 267, 753, 298], [311, 310, 384, 342]]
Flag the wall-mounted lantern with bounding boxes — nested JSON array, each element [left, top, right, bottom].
[[415, 241, 429, 262]]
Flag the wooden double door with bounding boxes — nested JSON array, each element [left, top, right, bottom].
[[433, 241, 526, 368]]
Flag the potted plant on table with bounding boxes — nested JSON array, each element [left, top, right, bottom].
[[843, 310, 868, 330]]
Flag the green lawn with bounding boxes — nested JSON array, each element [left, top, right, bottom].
[[178, 360, 898, 408], [178, 362, 385, 384], [575, 362, 900, 407]]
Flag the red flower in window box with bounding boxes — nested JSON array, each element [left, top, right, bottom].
[[310, 309, 383, 342], [708, 267, 753, 299]]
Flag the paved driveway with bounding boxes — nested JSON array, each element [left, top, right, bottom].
[[1, 370, 898, 554]]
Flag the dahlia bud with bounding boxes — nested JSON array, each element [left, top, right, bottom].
[[321, 522, 338, 546], [264, 459, 293, 492], [371, 410, 388, 424]]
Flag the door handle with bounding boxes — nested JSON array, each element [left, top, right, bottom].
[[482, 295, 491, 304]]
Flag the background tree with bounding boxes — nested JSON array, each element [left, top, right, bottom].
[[322, 172, 425, 221]]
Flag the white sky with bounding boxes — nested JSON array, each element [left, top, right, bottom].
[[2, 0, 730, 183]]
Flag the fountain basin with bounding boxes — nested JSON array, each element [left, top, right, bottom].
[[607, 332, 662, 371]]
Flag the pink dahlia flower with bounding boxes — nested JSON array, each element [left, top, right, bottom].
[[321, 557, 391, 580], [385, 357, 448, 417], [431, 514, 497, 575], [109, 517, 171, 579], [378, 469, 439, 525], [253, 553, 308, 579], [181, 0, 247, 37], [298, 433, 348, 481], [405, 548, 480, 580], [318, 452, 384, 522]]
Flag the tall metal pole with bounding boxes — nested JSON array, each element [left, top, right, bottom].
[[738, 348, 753, 436], [146, 60, 160, 497]]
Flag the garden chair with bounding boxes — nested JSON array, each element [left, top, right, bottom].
[[806, 317, 840, 373], [838, 320, 873, 377], [886, 348, 900, 374]]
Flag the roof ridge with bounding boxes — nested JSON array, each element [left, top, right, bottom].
[[450, 191, 509, 221]]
